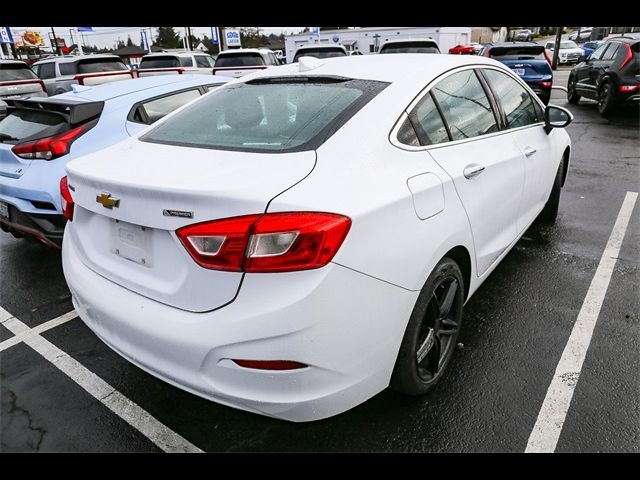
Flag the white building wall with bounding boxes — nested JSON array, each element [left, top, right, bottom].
[[284, 27, 472, 63]]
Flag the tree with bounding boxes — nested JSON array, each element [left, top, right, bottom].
[[116, 39, 125, 49], [126, 35, 134, 47], [154, 27, 182, 49]]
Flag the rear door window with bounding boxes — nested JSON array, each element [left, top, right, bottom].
[[602, 43, 620, 60], [77, 58, 127, 73], [483, 69, 539, 129], [58, 63, 76, 75], [131, 89, 202, 125], [139, 56, 180, 69], [37, 62, 56, 79], [0, 109, 68, 143], [214, 53, 266, 67], [430, 69, 499, 141], [406, 92, 449, 146], [0, 63, 39, 81], [195, 56, 215, 68], [180, 57, 194, 68], [590, 43, 609, 60], [142, 78, 388, 153]]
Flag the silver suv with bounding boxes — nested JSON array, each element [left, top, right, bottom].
[[1, 60, 47, 119], [138, 52, 216, 77], [31, 54, 132, 95]]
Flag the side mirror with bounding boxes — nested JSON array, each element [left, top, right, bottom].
[[544, 105, 573, 133]]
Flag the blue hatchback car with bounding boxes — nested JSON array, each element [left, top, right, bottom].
[[581, 40, 604, 58], [0, 74, 231, 247], [480, 42, 553, 104]]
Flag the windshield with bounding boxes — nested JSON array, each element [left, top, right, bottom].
[[0, 64, 38, 82], [380, 42, 439, 54], [77, 58, 127, 73], [214, 53, 265, 68], [489, 46, 546, 60], [293, 48, 347, 61], [141, 78, 387, 153], [139, 56, 180, 69], [560, 41, 579, 49]]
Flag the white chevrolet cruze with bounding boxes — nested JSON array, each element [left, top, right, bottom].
[[61, 55, 573, 422]]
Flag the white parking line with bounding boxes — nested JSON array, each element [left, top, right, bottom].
[[0, 306, 203, 453], [0, 310, 78, 352], [526, 191, 638, 453]]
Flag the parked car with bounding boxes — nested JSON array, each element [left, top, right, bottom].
[[481, 43, 553, 104], [61, 54, 572, 422], [569, 28, 592, 42], [31, 54, 133, 95], [581, 40, 604, 57], [567, 37, 640, 115], [1, 60, 48, 120], [212, 48, 280, 77], [379, 38, 440, 54], [544, 40, 584, 64], [137, 52, 216, 77], [513, 30, 534, 42], [449, 43, 481, 55], [0, 74, 231, 247], [293, 44, 347, 62]]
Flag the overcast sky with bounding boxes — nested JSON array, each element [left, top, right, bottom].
[[10, 27, 306, 50]]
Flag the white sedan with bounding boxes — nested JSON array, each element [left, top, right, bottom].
[[61, 55, 573, 422]]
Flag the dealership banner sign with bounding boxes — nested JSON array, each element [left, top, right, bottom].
[[0, 26, 14, 44]]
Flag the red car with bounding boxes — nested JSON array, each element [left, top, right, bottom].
[[449, 44, 481, 55]]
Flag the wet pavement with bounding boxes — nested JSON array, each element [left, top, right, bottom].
[[1, 76, 638, 452]]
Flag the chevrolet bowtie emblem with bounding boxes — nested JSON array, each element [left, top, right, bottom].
[[96, 193, 120, 209]]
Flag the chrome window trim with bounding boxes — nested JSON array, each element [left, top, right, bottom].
[[389, 64, 546, 152]]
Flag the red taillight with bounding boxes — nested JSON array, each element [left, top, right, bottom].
[[619, 84, 640, 92], [12, 125, 87, 160], [620, 44, 633, 70], [36, 79, 46, 92], [539, 81, 553, 88], [60, 176, 74, 221], [176, 212, 352, 273], [544, 49, 552, 65], [232, 360, 307, 371]]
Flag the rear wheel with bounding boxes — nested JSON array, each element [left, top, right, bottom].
[[597, 82, 615, 116], [567, 76, 581, 104], [391, 257, 464, 396]]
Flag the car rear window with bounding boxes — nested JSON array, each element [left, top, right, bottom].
[[0, 63, 38, 82], [139, 56, 180, 69], [489, 46, 546, 60], [0, 109, 68, 144], [214, 53, 266, 68], [141, 77, 388, 153], [293, 48, 347, 61], [380, 42, 439, 54], [77, 58, 127, 73]]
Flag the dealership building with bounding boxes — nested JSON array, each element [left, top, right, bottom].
[[284, 27, 472, 63]]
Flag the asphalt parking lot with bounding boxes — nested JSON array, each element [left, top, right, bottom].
[[1, 68, 638, 452]]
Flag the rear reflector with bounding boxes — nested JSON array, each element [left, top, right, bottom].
[[232, 360, 308, 370], [619, 84, 640, 92], [60, 176, 74, 221], [539, 81, 553, 88], [176, 212, 351, 273], [12, 125, 87, 160]]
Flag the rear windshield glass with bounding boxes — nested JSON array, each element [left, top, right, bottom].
[[214, 53, 265, 68], [140, 56, 180, 69], [380, 42, 439, 54], [489, 46, 546, 60], [0, 64, 38, 81], [141, 78, 388, 153], [0, 109, 68, 144], [77, 58, 127, 73], [293, 48, 347, 61]]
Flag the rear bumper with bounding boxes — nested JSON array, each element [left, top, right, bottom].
[[62, 226, 417, 422], [0, 202, 64, 248]]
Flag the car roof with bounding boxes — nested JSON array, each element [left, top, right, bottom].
[[217, 48, 273, 55], [142, 52, 207, 58], [33, 54, 121, 65], [240, 54, 503, 85], [52, 74, 231, 102], [0, 59, 29, 66], [606, 36, 640, 44]]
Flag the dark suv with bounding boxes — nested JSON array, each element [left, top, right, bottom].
[[567, 37, 640, 115]]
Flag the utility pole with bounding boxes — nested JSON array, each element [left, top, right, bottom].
[[551, 26, 562, 71], [51, 27, 61, 55]]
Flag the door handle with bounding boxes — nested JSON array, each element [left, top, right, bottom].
[[463, 164, 485, 179], [524, 147, 537, 158]]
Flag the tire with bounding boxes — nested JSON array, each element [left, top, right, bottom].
[[567, 76, 581, 104], [391, 257, 464, 396], [538, 155, 564, 224], [597, 82, 615, 116]]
